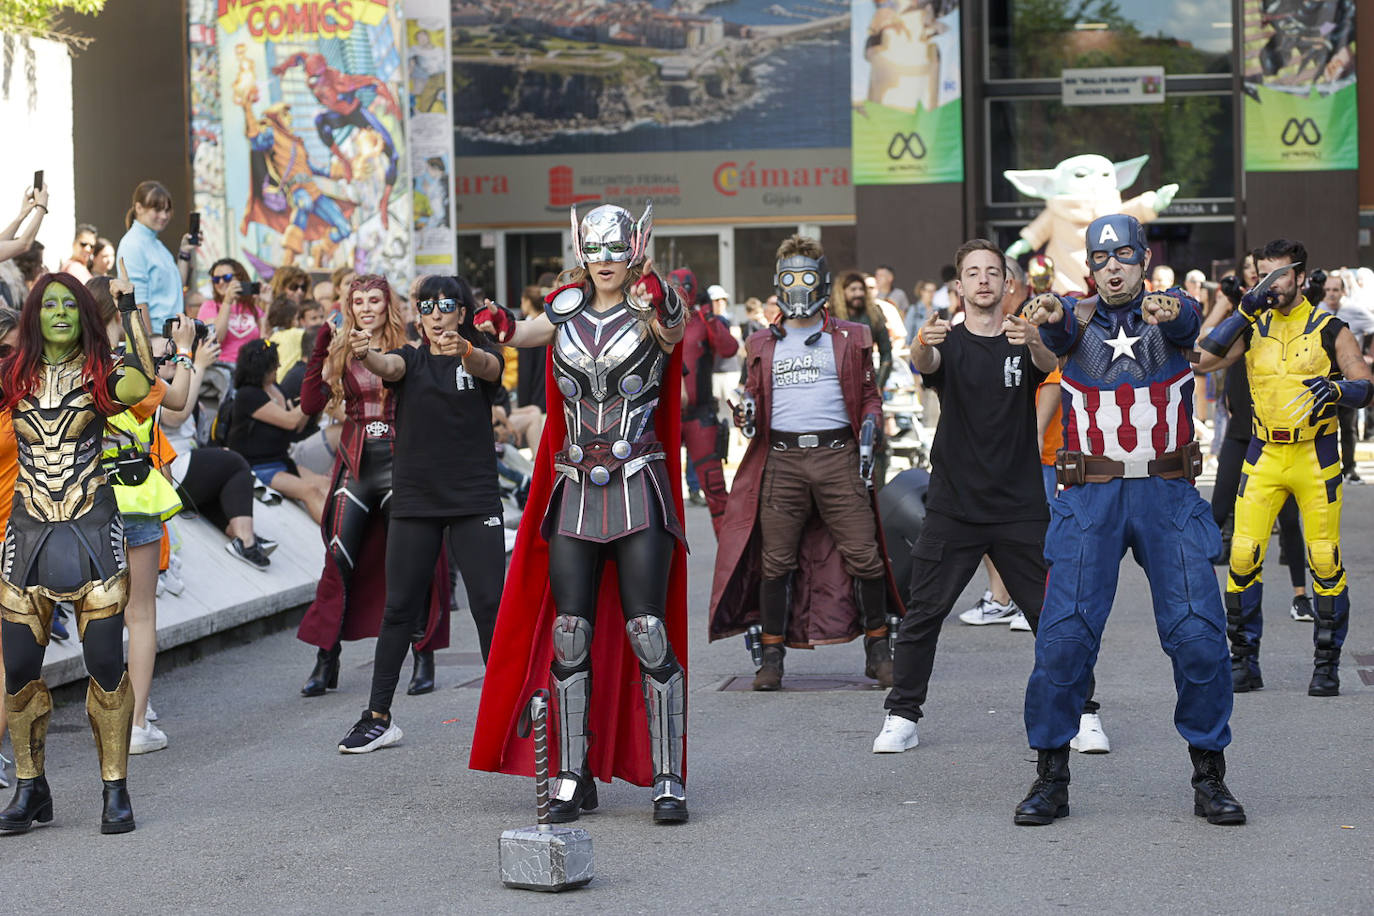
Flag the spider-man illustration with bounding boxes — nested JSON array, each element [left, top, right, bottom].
[[273, 52, 402, 227]]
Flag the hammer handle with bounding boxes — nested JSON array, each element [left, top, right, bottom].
[[531, 692, 550, 826]]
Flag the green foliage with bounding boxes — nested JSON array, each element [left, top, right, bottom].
[[0, 0, 106, 40]]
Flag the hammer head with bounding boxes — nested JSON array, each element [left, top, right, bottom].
[[499, 826, 594, 892]]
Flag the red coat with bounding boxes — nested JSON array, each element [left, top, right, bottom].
[[295, 326, 451, 651], [470, 338, 689, 787], [709, 318, 905, 646]]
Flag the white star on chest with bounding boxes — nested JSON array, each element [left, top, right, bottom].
[[1104, 326, 1141, 361]]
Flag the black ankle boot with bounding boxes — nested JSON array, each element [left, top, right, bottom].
[[0, 775, 53, 833], [1189, 746, 1246, 825], [1309, 647, 1340, 697], [100, 779, 136, 834], [302, 645, 341, 697], [407, 647, 435, 695], [1230, 651, 1263, 693], [547, 767, 598, 824], [1014, 747, 1070, 826], [864, 636, 893, 688]]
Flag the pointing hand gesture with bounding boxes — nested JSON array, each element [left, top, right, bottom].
[[916, 308, 949, 348], [349, 328, 371, 360], [1023, 293, 1064, 327]]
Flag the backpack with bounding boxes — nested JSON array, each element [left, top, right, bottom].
[[210, 390, 236, 447]]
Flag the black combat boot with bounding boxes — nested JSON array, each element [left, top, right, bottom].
[[407, 646, 436, 695], [0, 776, 53, 833], [100, 779, 136, 834], [1189, 746, 1246, 825], [1308, 647, 1340, 697], [1014, 747, 1070, 826]]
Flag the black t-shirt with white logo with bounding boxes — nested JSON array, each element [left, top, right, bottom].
[[921, 324, 1048, 523], [386, 343, 503, 519]]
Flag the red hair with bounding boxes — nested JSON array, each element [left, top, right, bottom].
[[323, 274, 405, 409], [0, 272, 119, 415]]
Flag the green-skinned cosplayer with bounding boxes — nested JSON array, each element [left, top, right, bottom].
[[0, 265, 156, 835]]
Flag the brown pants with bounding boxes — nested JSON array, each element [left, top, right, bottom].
[[759, 440, 885, 580]]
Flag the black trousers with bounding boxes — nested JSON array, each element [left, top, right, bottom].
[[3, 615, 125, 693], [178, 446, 255, 533], [1211, 436, 1305, 589], [325, 439, 393, 589], [884, 510, 1097, 722], [1338, 406, 1357, 475], [367, 512, 505, 715]]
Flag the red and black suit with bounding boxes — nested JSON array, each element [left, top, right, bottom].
[[671, 268, 739, 536]]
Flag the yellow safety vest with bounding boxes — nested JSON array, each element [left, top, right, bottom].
[[1246, 297, 1343, 444], [102, 411, 183, 522]]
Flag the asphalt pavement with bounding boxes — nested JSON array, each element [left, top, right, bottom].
[[3, 479, 1373, 914]]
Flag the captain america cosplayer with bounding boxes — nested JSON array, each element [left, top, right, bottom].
[[1196, 238, 1373, 697], [1017, 214, 1245, 827], [670, 267, 738, 536]]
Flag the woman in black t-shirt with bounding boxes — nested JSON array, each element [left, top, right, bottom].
[[336, 274, 506, 754], [228, 339, 329, 522]]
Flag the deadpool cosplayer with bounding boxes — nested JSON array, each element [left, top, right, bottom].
[[670, 267, 738, 535], [469, 202, 691, 824], [709, 234, 904, 691]]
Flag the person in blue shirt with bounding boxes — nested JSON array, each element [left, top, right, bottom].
[[116, 181, 193, 332]]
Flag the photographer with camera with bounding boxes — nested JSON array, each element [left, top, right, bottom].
[[199, 258, 267, 367]]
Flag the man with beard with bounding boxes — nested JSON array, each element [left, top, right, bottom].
[[1197, 240, 1372, 698], [1018, 214, 1244, 827], [871, 239, 1058, 754]]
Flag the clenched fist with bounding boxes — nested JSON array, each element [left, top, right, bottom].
[[1022, 293, 1065, 327], [1141, 292, 1180, 326]]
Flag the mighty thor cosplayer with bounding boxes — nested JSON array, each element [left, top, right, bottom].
[[470, 202, 692, 824]]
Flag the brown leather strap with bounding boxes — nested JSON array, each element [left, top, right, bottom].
[[1056, 441, 1202, 485]]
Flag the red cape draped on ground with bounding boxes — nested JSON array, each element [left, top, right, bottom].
[[470, 329, 688, 787], [296, 458, 452, 652]]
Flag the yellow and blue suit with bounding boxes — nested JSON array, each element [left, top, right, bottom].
[[1226, 297, 1349, 691]]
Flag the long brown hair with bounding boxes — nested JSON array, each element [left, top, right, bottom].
[[125, 180, 172, 230], [324, 274, 406, 409], [555, 263, 646, 306]]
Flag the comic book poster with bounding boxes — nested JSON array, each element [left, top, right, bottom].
[[1242, 0, 1357, 172], [851, 0, 963, 185], [405, 1, 455, 270], [202, 0, 411, 282]]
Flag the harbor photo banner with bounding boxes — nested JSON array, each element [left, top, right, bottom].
[[850, 0, 963, 185], [1241, 0, 1357, 172]]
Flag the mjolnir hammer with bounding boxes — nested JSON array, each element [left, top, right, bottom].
[[499, 690, 594, 892]]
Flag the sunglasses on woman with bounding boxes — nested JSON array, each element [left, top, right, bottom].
[[417, 297, 458, 315], [213, 272, 236, 284], [288, 282, 308, 292]]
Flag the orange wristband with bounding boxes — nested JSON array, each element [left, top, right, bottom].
[[461, 338, 474, 360], [916, 328, 928, 347]]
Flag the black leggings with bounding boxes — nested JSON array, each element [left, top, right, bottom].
[[178, 447, 255, 533], [1211, 436, 1305, 589], [325, 439, 393, 590], [546, 518, 676, 679], [367, 513, 505, 715], [3, 614, 125, 693]]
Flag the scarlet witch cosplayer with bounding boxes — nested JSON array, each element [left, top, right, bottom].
[[470, 202, 691, 824], [0, 270, 155, 835], [295, 275, 450, 697]]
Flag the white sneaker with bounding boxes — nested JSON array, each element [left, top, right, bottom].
[[959, 595, 1019, 625], [872, 714, 919, 753], [130, 722, 168, 755], [1069, 712, 1110, 754], [1008, 610, 1032, 632], [145, 701, 158, 722]]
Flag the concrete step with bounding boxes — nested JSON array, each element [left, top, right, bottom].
[[39, 499, 324, 687]]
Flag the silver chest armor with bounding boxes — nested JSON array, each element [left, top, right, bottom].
[[542, 295, 684, 545]]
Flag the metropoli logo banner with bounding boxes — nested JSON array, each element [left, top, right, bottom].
[[1240, 0, 1357, 171], [849, 0, 963, 185], [217, 0, 389, 41]]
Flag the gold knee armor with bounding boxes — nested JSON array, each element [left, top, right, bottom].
[[5, 679, 52, 780], [0, 576, 56, 647], [0, 567, 128, 647], [86, 671, 134, 782], [72, 568, 129, 640]]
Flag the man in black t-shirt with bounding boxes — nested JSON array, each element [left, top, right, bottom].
[[873, 239, 1060, 754]]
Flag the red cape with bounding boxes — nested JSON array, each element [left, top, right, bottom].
[[469, 332, 688, 787]]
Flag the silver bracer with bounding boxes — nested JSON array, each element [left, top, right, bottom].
[[626, 616, 686, 803]]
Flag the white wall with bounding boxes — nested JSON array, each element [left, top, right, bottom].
[[0, 32, 76, 269]]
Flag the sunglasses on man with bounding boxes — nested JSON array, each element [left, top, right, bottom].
[[417, 297, 459, 315]]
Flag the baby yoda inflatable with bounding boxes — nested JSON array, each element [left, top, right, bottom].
[[1004, 154, 1177, 294]]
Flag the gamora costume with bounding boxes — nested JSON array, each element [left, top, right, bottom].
[[0, 274, 155, 834], [471, 203, 691, 824]]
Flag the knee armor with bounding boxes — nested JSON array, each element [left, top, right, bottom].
[[626, 615, 671, 671], [552, 615, 592, 668]]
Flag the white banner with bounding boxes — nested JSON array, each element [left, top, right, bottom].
[[1061, 67, 1166, 107]]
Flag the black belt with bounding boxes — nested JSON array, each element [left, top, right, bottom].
[[770, 427, 852, 451]]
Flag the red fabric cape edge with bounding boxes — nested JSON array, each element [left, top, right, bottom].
[[469, 315, 688, 787]]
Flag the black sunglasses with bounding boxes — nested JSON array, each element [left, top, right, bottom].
[[213, 272, 236, 284], [288, 282, 308, 292], [417, 298, 458, 315]]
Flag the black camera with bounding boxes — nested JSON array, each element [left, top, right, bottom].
[[1304, 268, 1327, 307], [245, 280, 262, 297], [162, 317, 210, 357]]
